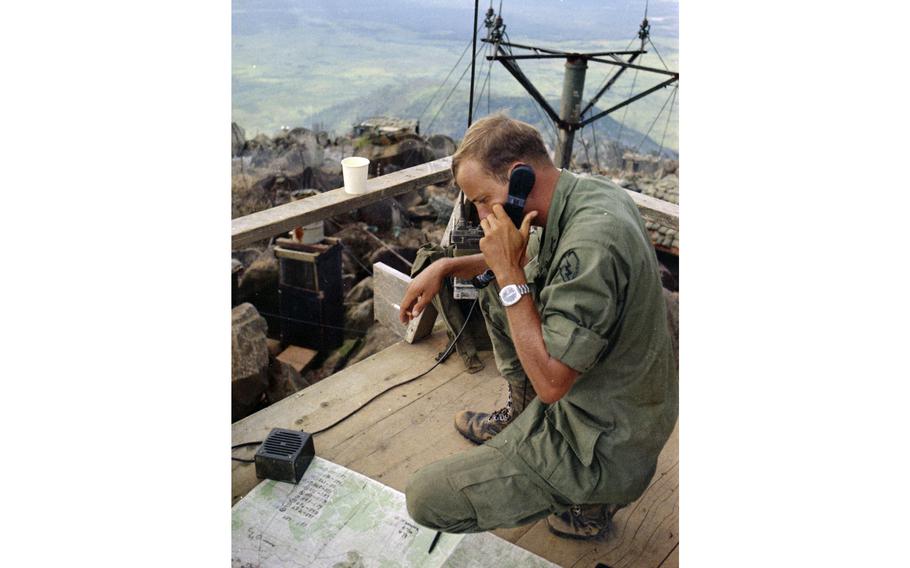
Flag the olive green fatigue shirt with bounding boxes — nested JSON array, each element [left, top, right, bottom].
[[483, 169, 678, 506]]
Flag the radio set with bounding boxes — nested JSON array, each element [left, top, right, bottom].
[[450, 164, 536, 299]]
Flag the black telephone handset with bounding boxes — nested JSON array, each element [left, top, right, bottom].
[[470, 164, 536, 289], [503, 164, 536, 228]]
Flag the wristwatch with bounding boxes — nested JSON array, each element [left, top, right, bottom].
[[499, 283, 530, 307]]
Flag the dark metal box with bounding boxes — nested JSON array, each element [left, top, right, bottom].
[[254, 428, 315, 484]]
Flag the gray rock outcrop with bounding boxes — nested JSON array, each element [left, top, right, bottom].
[[266, 358, 310, 405], [232, 303, 270, 421]]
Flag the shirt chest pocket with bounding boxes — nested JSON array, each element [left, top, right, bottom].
[[523, 255, 543, 303]]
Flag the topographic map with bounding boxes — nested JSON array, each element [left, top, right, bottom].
[[232, 457, 556, 568]]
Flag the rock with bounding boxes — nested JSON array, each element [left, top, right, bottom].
[[245, 134, 277, 167], [237, 248, 281, 334], [232, 122, 246, 157], [232, 259, 243, 307], [663, 289, 679, 369], [345, 277, 373, 303], [332, 225, 380, 261], [315, 338, 362, 379], [405, 204, 437, 222], [420, 222, 446, 245], [232, 303, 270, 421], [656, 174, 679, 191], [659, 263, 678, 291], [265, 357, 310, 405], [392, 227, 428, 250], [238, 247, 278, 300], [357, 198, 397, 230], [321, 158, 343, 175], [232, 248, 262, 271], [428, 194, 454, 220], [368, 246, 417, 275], [427, 134, 457, 159], [347, 324, 404, 366], [344, 299, 374, 332], [395, 191, 423, 211]]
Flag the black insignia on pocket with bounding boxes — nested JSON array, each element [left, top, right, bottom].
[[557, 250, 580, 282]]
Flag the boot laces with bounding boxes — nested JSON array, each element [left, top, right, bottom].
[[488, 387, 514, 423]]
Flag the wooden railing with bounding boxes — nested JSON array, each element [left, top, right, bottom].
[[231, 156, 679, 249], [232, 157, 453, 248]]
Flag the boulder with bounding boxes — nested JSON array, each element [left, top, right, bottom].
[[395, 190, 423, 211], [347, 323, 404, 366], [238, 247, 278, 299], [265, 357, 310, 405], [405, 204, 437, 222], [232, 122, 246, 157], [232, 248, 262, 271], [344, 299, 374, 332], [345, 276, 373, 303], [232, 303, 270, 421], [392, 227, 428, 250], [246, 134, 276, 167], [368, 246, 417, 275], [427, 134, 457, 159], [663, 289, 679, 370], [331, 225, 382, 261], [427, 194, 454, 221], [659, 262, 678, 292], [357, 198, 398, 230], [237, 248, 281, 334], [314, 338, 362, 379]]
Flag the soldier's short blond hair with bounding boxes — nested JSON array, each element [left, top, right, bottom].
[[452, 114, 552, 183]]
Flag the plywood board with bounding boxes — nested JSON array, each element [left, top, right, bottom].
[[373, 261, 438, 343]]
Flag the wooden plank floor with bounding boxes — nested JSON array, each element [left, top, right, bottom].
[[232, 331, 679, 568]]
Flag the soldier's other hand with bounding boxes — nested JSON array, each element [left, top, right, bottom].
[[399, 262, 443, 323]]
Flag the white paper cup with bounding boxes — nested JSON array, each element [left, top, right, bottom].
[[341, 157, 370, 194]]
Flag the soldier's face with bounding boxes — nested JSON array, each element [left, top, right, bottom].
[[455, 158, 508, 220]]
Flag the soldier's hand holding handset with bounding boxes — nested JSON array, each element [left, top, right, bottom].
[[479, 205, 538, 282]]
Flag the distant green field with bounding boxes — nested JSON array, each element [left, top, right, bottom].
[[232, 9, 678, 153]]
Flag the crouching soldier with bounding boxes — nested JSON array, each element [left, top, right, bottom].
[[399, 115, 678, 540]]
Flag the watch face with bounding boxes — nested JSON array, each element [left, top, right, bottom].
[[500, 285, 519, 305]]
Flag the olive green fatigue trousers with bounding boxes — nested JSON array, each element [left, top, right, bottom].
[[405, 278, 566, 532], [405, 443, 570, 532]]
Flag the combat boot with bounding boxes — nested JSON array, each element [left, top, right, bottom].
[[454, 377, 535, 444], [546, 504, 626, 541]]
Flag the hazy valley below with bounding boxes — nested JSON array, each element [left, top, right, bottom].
[[233, 0, 678, 153]]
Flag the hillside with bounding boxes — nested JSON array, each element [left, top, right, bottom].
[[307, 82, 677, 160]]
